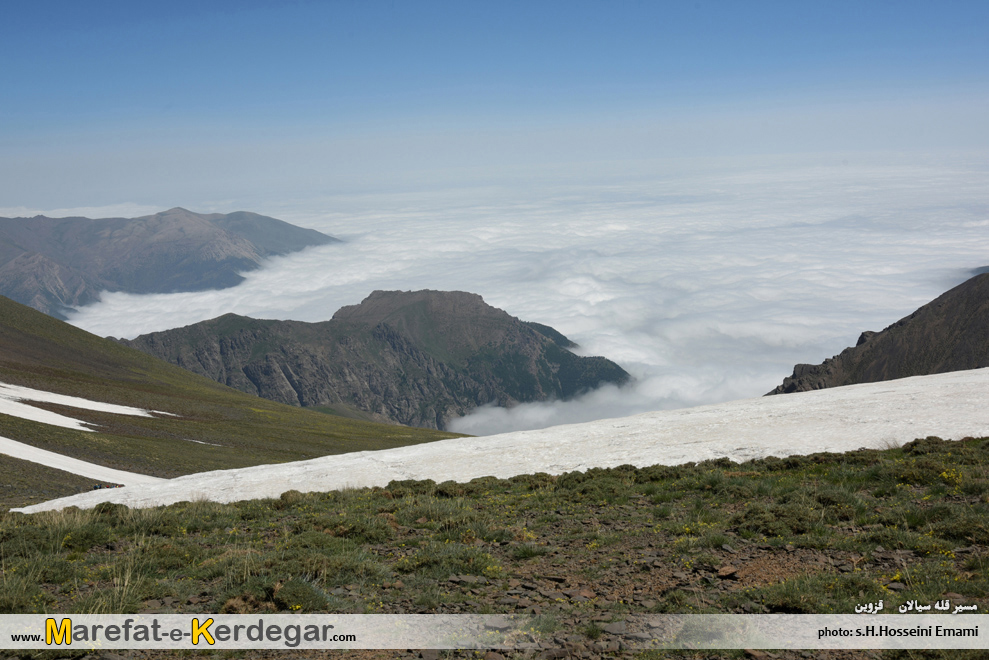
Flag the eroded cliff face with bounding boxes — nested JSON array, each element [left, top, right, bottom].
[[769, 272, 989, 395], [120, 290, 631, 429]]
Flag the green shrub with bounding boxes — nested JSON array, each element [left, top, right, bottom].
[[901, 436, 948, 455], [435, 480, 464, 498], [511, 543, 549, 559], [92, 501, 129, 524], [0, 525, 53, 558], [507, 472, 555, 490], [273, 579, 327, 612], [60, 522, 111, 552], [555, 471, 588, 489], [393, 541, 496, 577], [323, 515, 394, 543], [896, 457, 949, 486], [731, 500, 816, 538], [385, 479, 437, 497]]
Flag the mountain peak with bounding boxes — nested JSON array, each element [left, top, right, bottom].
[[123, 291, 630, 429]]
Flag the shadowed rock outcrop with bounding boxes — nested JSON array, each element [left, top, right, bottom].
[[768, 272, 989, 395]]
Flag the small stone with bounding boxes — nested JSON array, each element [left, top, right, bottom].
[[717, 566, 738, 579], [393, 580, 404, 589], [603, 622, 626, 635], [483, 653, 506, 660], [486, 616, 514, 631], [722, 544, 737, 554], [419, 651, 440, 660], [886, 582, 907, 591]]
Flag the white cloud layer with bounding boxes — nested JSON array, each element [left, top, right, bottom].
[[64, 154, 989, 435]]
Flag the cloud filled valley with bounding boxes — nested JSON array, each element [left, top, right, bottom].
[[62, 156, 989, 435]]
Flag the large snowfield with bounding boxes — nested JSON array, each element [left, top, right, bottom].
[[7, 368, 989, 514]]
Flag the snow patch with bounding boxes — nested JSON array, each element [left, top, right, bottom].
[[0, 382, 175, 432], [0, 436, 165, 486], [0, 381, 173, 486], [15, 368, 989, 513]]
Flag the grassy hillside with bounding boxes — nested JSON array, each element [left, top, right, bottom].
[[1, 436, 985, 659], [0, 296, 460, 508]]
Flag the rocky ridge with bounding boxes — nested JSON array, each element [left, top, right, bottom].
[[0, 207, 337, 318], [768, 272, 989, 395], [119, 290, 631, 430]]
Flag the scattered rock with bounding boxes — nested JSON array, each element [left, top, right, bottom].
[[484, 616, 514, 631], [717, 566, 738, 579]]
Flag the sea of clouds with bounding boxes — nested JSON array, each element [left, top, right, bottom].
[[55, 154, 989, 435]]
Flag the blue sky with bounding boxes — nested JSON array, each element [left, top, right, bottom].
[[5, 2, 989, 432], [2, 0, 988, 206]]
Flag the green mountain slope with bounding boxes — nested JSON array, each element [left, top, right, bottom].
[[121, 290, 631, 429], [769, 272, 989, 394], [0, 295, 459, 507]]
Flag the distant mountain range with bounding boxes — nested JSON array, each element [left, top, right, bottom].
[[119, 290, 632, 429], [769, 272, 989, 395], [0, 207, 337, 318]]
